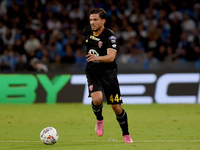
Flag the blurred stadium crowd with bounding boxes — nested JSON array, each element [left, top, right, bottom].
[[0, 0, 199, 72]]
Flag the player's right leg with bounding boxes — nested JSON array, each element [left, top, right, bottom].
[[91, 91, 104, 136], [86, 73, 104, 136]]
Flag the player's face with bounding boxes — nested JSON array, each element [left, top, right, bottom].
[[89, 14, 105, 32]]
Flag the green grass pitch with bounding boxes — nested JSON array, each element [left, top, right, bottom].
[[0, 103, 200, 150]]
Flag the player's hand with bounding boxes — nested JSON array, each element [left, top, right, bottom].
[[86, 52, 98, 62]]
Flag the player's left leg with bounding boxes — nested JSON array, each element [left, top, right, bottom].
[[111, 104, 133, 143]]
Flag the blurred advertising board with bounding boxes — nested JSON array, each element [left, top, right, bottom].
[[0, 72, 199, 104]]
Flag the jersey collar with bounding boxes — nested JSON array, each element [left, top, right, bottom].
[[93, 27, 105, 36]]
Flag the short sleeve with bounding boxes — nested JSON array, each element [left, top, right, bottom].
[[107, 35, 118, 51]]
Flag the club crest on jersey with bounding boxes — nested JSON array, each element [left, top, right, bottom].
[[98, 41, 103, 48], [90, 35, 100, 41]]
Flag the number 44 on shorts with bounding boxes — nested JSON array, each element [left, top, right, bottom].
[[110, 94, 119, 103]]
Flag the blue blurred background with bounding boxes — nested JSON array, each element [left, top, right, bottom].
[[0, 0, 199, 72]]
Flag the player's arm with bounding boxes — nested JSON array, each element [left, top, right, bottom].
[[86, 49, 116, 63]]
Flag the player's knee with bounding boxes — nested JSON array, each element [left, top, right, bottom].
[[91, 92, 103, 105], [92, 98, 102, 106]]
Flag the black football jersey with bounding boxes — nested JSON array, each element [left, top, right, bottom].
[[83, 26, 118, 74]]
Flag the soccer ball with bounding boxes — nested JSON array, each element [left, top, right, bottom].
[[40, 127, 59, 145]]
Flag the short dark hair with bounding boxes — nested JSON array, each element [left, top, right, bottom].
[[89, 8, 107, 20]]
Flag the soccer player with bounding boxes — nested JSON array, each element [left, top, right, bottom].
[[83, 8, 133, 143]]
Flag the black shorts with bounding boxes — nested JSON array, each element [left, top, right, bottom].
[[86, 69, 123, 104]]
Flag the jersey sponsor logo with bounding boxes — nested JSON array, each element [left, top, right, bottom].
[[88, 49, 100, 63], [90, 35, 100, 41], [98, 41, 103, 48], [89, 49, 99, 56], [109, 36, 117, 40]]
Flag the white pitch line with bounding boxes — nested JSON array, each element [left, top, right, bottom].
[[0, 140, 200, 143], [0, 141, 40, 143], [134, 140, 200, 143]]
